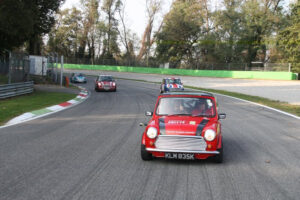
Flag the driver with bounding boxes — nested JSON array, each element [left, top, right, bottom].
[[173, 99, 188, 114]]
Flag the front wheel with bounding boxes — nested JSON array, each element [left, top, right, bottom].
[[214, 146, 223, 163], [141, 144, 152, 161]]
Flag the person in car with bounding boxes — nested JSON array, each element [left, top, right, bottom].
[[192, 99, 213, 116], [173, 99, 189, 114]]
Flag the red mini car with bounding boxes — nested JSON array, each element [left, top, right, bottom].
[[95, 75, 117, 92], [141, 92, 226, 162]]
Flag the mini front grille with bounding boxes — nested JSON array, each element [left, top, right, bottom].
[[155, 135, 207, 151]]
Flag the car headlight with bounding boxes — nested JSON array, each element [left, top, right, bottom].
[[204, 129, 216, 141], [112, 82, 116, 86], [146, 127, 158, 139]]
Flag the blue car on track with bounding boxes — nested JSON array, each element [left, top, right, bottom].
[[160, 78, 184, 93], [70, 73, 87, 83]]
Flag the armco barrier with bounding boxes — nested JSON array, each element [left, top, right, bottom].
[[63, 64, 298, 80], [0, 81, 34, 99]]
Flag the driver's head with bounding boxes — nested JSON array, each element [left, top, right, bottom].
[[173, 99, 184, 111], [198, 99, 207, 111]]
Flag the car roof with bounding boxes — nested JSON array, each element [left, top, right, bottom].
[[160, 91, 214, 98], [164, 77, 180, 79]]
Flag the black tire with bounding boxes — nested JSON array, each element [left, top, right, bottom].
[[214, 146, 223, 163], [141, 144, 152, 161], [95, 88, 98, 92]]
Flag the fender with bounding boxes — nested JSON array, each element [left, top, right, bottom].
[[217, 135, 222, 149], [142, 132, 146, 145]]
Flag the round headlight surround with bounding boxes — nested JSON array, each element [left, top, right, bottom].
[[204, 129, 216, 141], [146, 127, 158, 139]]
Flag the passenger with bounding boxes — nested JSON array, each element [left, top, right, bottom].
[[192, 99, 212, 116]]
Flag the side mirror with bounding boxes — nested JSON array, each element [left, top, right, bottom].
[[145, 111, 153, 116], [139, 123, 147, 127], [218, 113, 226, 120]]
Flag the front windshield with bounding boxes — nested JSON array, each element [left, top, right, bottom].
[[166, 79, 181, 84], [156, 97, 215, 117], [99, 76, 113, 81]]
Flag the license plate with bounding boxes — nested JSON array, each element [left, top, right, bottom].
[[165, 153, 195, 160]]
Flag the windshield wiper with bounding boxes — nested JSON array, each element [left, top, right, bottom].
[[192, 114, 211, 117], [166, 113, 191, 116]]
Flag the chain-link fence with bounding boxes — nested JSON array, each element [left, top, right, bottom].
[[0, 52, 30, 84], [46, 54, 68, 86], [64, 57, 160, 68]]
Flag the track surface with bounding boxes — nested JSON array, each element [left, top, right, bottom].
[[0, 77, 299, 200]]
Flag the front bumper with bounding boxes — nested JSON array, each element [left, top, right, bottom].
[[74, 79, 86, 83], [96, 85, 116, 91], [145, 135, 219, 159], [145, 148, 219, 154]]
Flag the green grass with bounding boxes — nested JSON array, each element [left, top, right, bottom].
[[0, 74, 8, 84], [117, 77, 300, 117], [0, 90, 76, 125]]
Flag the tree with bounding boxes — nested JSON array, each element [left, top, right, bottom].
[[213, 0, 244, 63], [0, 0, 64, 55], [28, 0, 65, 55], [278, 1, 300, 73], [238, 0, 284, 67], [0, 0, 34, 52], [155, 0, 206, 68], [82, 0, 100, 64], [138, 0, 163, 65], [47, 7, 83, 57], [101, 0, 122, 58], [117, 1, 137, 64]]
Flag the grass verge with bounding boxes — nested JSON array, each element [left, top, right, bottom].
[[117, 77, 300, 117], [0, 90, 76, 125]]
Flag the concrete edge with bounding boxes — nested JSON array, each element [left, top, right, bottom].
[[0, 86, 90, 129]]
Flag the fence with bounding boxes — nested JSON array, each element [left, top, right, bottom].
[[63, 57, 292, 72], [0, 52, 30, 84], [63, 63, 298, 80], [0, 81, 34, 99], [46, 54, 64, 85]]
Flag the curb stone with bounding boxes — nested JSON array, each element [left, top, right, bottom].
[[0, 86, 90, 129]]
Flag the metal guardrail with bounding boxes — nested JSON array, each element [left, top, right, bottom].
[[0, 81, 34, 99]]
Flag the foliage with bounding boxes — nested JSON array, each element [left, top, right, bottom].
[[155, 0, 286, 69], [0, 0, 34, 52], [278, 1, 300, 73], [47, 7, 83, 56], [0, 0, 64, 54], [155, 0, 206, 68]]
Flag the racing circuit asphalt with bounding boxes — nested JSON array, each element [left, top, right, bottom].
[[0, 77, 300, 200]]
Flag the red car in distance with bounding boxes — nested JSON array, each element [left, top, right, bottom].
[[141, 92, 226, 163], [95, 75, 117, 92]]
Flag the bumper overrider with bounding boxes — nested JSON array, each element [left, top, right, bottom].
[[146, 135, 219, 158]]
